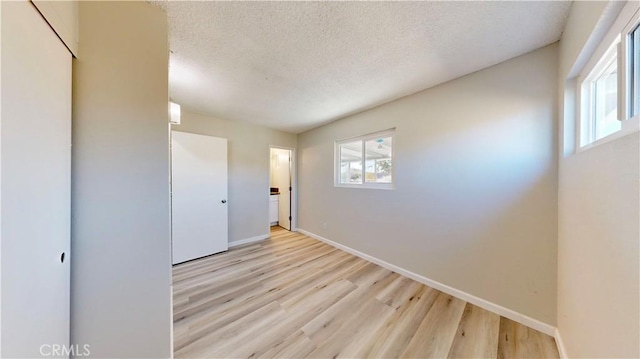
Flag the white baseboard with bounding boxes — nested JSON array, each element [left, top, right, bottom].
[[229, 234, 269, 248], [298, 228, 556, 337], [555, 328, 569, 358]]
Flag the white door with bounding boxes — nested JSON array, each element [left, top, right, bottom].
[[1, 1, 72, 357], [171, 131, 228, 264]]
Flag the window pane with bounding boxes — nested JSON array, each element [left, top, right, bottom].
[[592, 56, 621, 140], [339, 140, 362, 184], [364, 137, 392, 183], [632, 24, 639, 117]]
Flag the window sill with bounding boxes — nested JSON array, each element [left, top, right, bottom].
[[577, 115, 640, 153], [334, 183, 395, 190]]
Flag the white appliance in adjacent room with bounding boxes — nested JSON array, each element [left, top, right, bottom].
[[269, 194, 279, 225]]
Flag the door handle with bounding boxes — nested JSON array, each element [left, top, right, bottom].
[[60, 252, 65, 263], [221, 200, 227, 204]]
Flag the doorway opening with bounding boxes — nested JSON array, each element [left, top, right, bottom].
[[269, 147, 294, 231]]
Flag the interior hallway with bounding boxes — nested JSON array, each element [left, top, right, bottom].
[[172, 227, 559, 358]]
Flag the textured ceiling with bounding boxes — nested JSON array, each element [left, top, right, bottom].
[[153, 1, 572, 134]]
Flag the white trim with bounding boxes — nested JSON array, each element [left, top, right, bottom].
[[577, 114, 639, 153], [623, 7, 640, 118], [576, 1, 640, 150], [297, 228, 556, 337], [334, 182, 395, 190], [555, 328, 569, 359], [229, 234, 269, 248], [578, 36, 620, 147]]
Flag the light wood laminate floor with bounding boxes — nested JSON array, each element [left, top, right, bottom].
[[173, 226, 559, 358]]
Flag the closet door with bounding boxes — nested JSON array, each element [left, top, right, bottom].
[[1, 1, 72, 357]]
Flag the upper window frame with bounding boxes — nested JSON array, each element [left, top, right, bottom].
[[334, 128, 396, 190], [576, 1, 640, 151]]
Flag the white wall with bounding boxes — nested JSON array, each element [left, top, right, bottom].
[[557, 1, 640, 357], [173, 110, 296, 243], [71, 2, 172, 357], [298, 44, 559, 325]]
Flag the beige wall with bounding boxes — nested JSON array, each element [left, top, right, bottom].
[[271, 148, 290, 190], [32, 0, 78, 56], [71, 2, 172, 357], [557, 1, 640, 357], [173, 110, 297, 243], [298, 44, 559, 325]]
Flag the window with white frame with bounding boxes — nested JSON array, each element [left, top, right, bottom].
[[578, 2, 640, 148], [335, 129, 394, 189], [631, 22, 640, 117]]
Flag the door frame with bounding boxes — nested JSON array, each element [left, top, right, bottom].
[[268, 145, 297, 232]]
